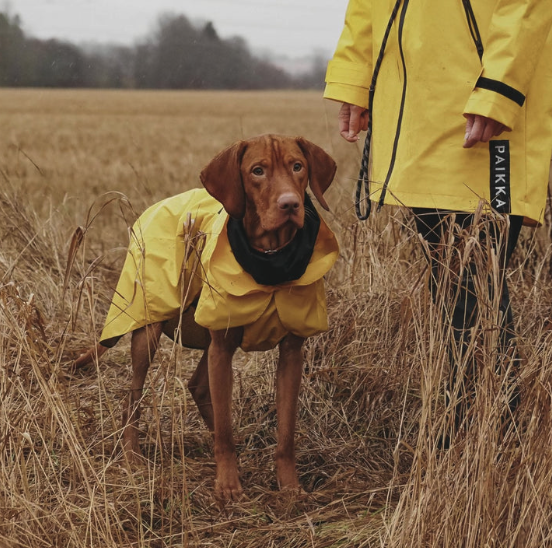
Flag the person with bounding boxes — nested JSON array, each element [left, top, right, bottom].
[[324, 0, 552, 440]]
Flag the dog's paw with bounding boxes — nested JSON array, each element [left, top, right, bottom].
[[215, 474, 244, 502], [277, 483, 308, 504], [123, 449, 147, 467], [121, 433, 146, 466]]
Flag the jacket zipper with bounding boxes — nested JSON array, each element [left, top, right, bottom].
[[356, 0, 409, 220], [462, 0, 484, 61], [376, 0, 410, 212]]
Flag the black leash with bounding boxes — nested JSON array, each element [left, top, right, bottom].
[[355, 0, 409, 220]]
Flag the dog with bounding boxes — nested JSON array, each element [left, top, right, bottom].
[[74, 135, 339, 500]]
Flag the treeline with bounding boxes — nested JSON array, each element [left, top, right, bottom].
[[0, 12, 325, 89]]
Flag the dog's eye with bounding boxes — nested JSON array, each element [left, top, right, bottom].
[[252, 167, 264, 176], [293, 162, 303, 172]]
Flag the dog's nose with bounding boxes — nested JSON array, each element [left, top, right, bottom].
[[277, 193, 301, 212]]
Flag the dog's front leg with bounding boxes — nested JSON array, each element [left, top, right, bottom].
[[208, 327, 243, 501], [188, 349, 215, 432], [275, 333, 305, 491], [122, 322, 163, 461]]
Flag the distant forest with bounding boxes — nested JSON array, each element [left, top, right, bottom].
[[0, 12, 326, 89]]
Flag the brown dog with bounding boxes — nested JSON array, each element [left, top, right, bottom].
[[74, 135, 338, 500]]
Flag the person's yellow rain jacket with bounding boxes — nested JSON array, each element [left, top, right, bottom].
[[100, 189, 339, 352], [324, 0, 552, 224]]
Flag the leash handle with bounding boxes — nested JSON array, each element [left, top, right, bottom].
[[355, 124, 372, 220]]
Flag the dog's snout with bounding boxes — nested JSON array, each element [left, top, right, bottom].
[[277, 193, 301, 212]]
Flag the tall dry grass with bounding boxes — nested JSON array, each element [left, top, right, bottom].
[[1, 89, 552, 547]]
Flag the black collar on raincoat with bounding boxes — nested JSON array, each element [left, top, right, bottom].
[[226, 193, 320, 286]]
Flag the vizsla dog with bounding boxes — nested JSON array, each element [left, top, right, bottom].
[[74, 135, 338, 500]]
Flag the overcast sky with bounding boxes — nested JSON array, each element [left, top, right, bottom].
[[7, 0, 349, 59]]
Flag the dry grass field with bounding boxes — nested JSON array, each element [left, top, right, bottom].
[[1, 88, 552, 547]]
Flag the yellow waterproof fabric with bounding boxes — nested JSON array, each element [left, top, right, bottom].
[[100, 189, 339, 352], [324, 0, 552, 224]]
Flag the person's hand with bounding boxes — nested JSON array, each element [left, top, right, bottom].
[[338, 102, 369, 142], [463, 114, 506, 148]]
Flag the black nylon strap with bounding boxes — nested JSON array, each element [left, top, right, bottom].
[[476, 76, 526, 107]]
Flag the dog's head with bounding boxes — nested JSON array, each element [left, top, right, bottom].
[[200, 135, 337, 233]]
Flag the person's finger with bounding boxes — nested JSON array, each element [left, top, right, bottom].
[[339, 104, 369, 142], [481, 120, 496, 143], [359, 109, 370, 132], [338, 104, 361, 142], [464, 114, 485, 148], [463, 114, 475, 147], [464, 115, 508, 147], [492, 122, 506, 137], [347, 105, 362, 140], [338, 103, 351, 137]]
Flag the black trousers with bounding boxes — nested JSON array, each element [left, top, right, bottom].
[[412, 208, 523, 430]]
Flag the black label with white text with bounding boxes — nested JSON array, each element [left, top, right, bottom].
[[489, 140, 511, 214]]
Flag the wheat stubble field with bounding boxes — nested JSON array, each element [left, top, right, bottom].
[[1, 88, 552, 547]]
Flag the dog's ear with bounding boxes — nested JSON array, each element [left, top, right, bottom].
[[200, 141, 247, 219], [296, 138, 337, 211]]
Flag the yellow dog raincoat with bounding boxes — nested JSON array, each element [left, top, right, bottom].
[[100, 189, 339, 352]]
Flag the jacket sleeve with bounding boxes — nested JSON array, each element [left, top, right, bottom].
[[464, 0, 552, 130], [323, 0, 373, 108]]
